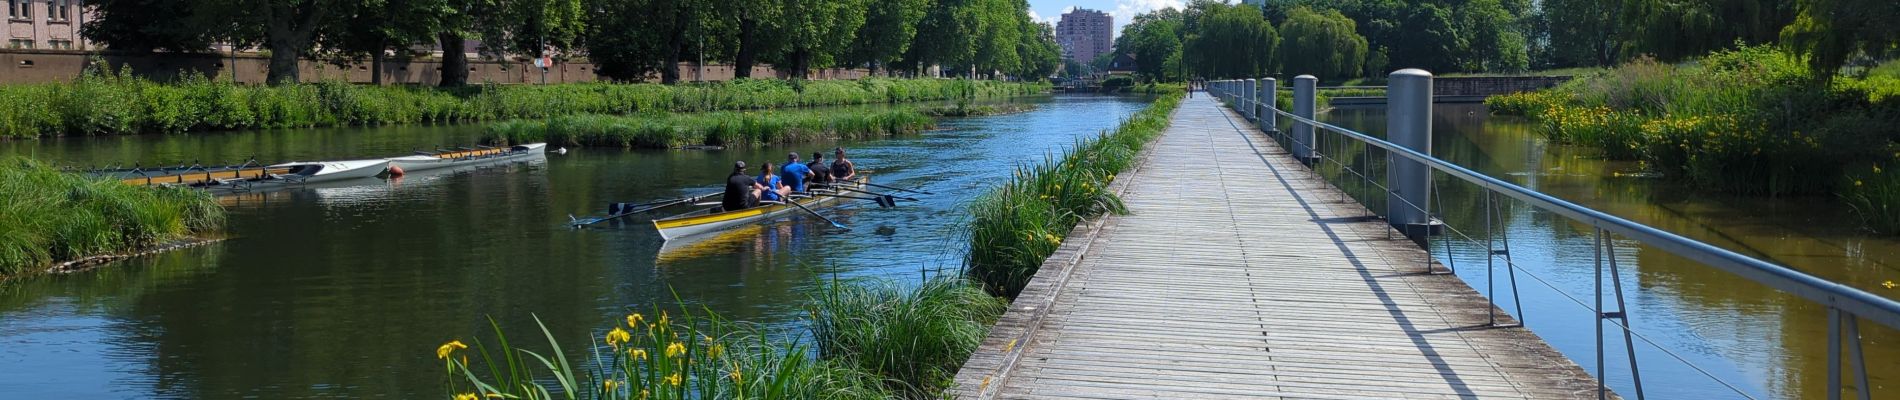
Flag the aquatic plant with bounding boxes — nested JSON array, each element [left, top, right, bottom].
[[440, 311, 891, 400], [1490, 45, 1900, 197], [1844, 163, 1900, 234], [965, 89, 1184, 298], [480, 109, 935, 149], [917, 103, 1038, 117], [0, 157, 224, 276], [0, 67, 1047, 138], [808, 277, 1005, 396]]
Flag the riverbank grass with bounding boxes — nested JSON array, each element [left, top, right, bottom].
[[0, 157, 224, 276], [1486, 45, 1899, 197], [481, 109, 935, 149], [0, 65, 1045, 138], [967, 90, 1184, 298]]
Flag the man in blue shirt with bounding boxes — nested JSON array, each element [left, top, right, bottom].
[[780, 152, 814, 193]]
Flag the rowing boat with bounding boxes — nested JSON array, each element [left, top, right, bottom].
[[651, 175, 868, 241], [386, 143, 548, 172], [262, 159, 391, 183]]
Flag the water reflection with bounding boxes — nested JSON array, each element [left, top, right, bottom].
[[0, 94, 1151, 398], [1321, 104, 1900, 399]]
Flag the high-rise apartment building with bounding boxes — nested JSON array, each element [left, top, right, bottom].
[[1055, 8, 1112, 63], [5, 0, 90, 50]]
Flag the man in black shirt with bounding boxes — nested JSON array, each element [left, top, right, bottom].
[[721, 161, 763, 211], [807, 152, 833, 187]]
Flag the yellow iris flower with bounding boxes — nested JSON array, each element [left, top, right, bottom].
[[436, 340, 467, 360]]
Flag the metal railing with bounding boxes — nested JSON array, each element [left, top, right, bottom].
[[1204, 74, 1899, 400]]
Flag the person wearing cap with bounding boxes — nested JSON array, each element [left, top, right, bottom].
[[806, 152, 833, 187], [722, 161, 765, 211], [830, 147, 856, 181], [780, 152, 814, 193]]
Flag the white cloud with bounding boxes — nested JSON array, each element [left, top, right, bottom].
[[1026, 9, 1059, 26]]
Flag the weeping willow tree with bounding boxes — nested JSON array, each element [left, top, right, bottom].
[[1277, 6, 1367, 80], [1183, 2, 1279, 79]]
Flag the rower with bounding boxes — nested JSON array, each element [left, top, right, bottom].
[[757, 162, 789, 202], [807, 152, 833, 188], [830, 147, 856, 181], [721, 161, 763, 211], [780, 152, 814, 193]]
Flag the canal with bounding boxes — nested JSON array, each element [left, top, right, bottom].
[[1321, 104, 1900, 399], [0, 94, 1155, 398]]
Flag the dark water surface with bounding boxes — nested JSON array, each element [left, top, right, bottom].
[[0, 95, 1154, 399], [1320, 104, 1900, 400]]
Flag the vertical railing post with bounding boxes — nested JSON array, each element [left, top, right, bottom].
[[1292, 75, 1317, 164], [1258, 77, 1276, 134], [1243, 79, 1257, 121], [1386, 69, 1435, 242]]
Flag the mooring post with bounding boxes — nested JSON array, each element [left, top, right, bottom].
[[1292, 75, 1318, 164], [1258, 77, 1277, 134], [1387, 68, 1439, 243]]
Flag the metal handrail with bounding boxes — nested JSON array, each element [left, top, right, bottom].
[[1260, 107, 1900, 330], [1205, 77, 1892, 398]]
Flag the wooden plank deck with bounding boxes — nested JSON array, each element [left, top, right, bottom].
[[952, 95, 1606, 399]]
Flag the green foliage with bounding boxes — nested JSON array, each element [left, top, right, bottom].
[[1278, 7, 1367, 81], [0, 77, 1043, 138], [480, 109, 935, 149], [1502, 45, 1900, 199], [1781, 0, 1900, 80], [0, 157, 225, 277], [966, 90, 1185, 298], [1116, 9, 1186, 82], [1184, 2, 1280, 79], [809, 277, 1006, 396]]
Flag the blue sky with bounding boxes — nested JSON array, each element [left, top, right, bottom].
[[1026, 0, 1192, 40]]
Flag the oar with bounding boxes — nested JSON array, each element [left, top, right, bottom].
[[573, 192, 713, 227], [777, 198, 849, 230], [802, 192, 906, 207], [830, 186, 921, 202], [856, 181, 934, 195]]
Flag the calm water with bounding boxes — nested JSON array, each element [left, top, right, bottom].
[[0, 94, 1155, 399], [1319, 104, 1900, 399]]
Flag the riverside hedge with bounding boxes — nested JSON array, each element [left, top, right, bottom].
[[0, 66, 1045, 138], [480, 109, 935, 149]]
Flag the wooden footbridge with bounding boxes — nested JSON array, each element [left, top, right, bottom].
[[951, 93, 1604, 399]]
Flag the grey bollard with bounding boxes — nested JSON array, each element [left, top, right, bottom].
[[1244, 79, 1257, 120], [1387, 68, 1438, 242], [1292, 75, 1317, 164], [1258, 77, 1277, 133]]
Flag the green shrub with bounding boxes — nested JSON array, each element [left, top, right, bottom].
[[482, 109, 935, 149], [1844, 163, 1900, 234]]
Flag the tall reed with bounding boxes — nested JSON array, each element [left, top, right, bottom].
[[0, 63, 1046, 139], [0, 157, 224, 276], [481, 109, 935, 149], [965, 89, 1184, 298], [808, 277, 1005, 396]]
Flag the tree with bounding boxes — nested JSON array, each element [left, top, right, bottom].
[[766, 0, 868, 79], [1184, 2, 1279, 79], [1116, 8, 1186, 81], [1538, 0, 1621, 67], [82, 0, 221, 54], [320, 0, 454, 85], [474, 0, 585, 72], [1014, 20, 1061, 79], [1782, 0, 1900, 80], [1278, 6, 1367, 79], [844, 0, 928, 75], [969, 0, 1023, 78], [584, 0, 716, 83], [902, 0, 981, 76]]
